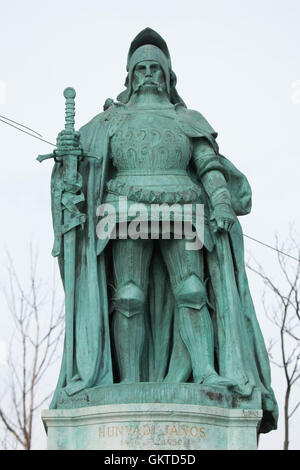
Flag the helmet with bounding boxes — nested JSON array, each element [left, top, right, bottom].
[[117, 28, 185, 106]]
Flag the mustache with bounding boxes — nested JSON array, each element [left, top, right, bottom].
[[133, 78, 164, 93]]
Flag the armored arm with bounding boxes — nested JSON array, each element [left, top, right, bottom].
[[192, 138, 236, 232]]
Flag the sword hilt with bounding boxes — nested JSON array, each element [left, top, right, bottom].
[[63, 87, 76, 131], [37, 87, 101, 163]]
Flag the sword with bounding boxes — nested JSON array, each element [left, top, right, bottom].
[[61, 87, 80, 382], [38, 88, 83, 383]]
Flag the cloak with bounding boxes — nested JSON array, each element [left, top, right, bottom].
[[49, 102, 278, 433]]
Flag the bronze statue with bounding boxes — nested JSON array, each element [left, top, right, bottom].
[[44, 28, 277, 434]]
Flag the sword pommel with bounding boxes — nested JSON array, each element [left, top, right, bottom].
[[63, 87, 76, 99]]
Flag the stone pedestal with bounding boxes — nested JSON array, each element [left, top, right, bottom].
[[42, 383, 262, 450]]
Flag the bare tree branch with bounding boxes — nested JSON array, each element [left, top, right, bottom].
[[247, 232, 300, 450], [0, 246, 64, 450], [289, 401, 300, 419]]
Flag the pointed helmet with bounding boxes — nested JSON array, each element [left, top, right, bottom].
[[117, 28, 185, 106]]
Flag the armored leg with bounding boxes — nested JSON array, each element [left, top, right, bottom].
[[111, 237, 153, 383], [160, 238, 235, 387]]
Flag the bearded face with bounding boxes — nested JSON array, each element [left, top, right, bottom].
[[132, 60, 167, 94]]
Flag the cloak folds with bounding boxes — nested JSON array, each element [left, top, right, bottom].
[[49, 103, 278, 433]]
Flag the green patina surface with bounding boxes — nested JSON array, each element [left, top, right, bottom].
[[39, 28, 278, 436], [56, 383, 262, 411]]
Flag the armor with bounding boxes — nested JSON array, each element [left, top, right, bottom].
[[105, 108, 202, 204], [173, 274, 208, 311]]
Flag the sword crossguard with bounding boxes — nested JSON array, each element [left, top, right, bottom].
[[37, 149, 102, 163]]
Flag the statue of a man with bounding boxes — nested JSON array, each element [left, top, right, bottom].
[[50, 28, 278, 434]]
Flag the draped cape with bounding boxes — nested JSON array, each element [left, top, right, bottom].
[[50, 103, 278, 433]]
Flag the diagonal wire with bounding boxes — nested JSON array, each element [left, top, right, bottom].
[[1, 112, 299, 263], [244, 234, 300, 262], [0, 114, 43, 137], [0, 118, 55, 146]]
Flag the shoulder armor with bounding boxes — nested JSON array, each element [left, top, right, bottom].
[[175, 104, 217, 138], [174, 105, 218, 153]]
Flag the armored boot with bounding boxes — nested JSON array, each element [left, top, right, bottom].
[[174, 274, 236, 388]]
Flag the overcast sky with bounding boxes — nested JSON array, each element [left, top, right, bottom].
[[0, 0, 299, 450]]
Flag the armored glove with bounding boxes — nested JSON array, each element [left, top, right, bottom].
[[209, 186, 236, 233]]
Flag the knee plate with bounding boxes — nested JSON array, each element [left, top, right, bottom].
[[112, 282, 146, 318], [174, 274, 208, 310]]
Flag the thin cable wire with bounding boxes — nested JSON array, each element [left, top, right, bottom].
[[244, 234, 300, 262], [0, 114, 43, 137], [0, 118, 55, 146], [1, 114, 299, 262]]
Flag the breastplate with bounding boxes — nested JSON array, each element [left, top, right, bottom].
[[110, 110, 191, 171], [106, 109, 202, 204]]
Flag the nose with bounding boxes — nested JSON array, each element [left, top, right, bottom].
[[145, 65, 152, 77]]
